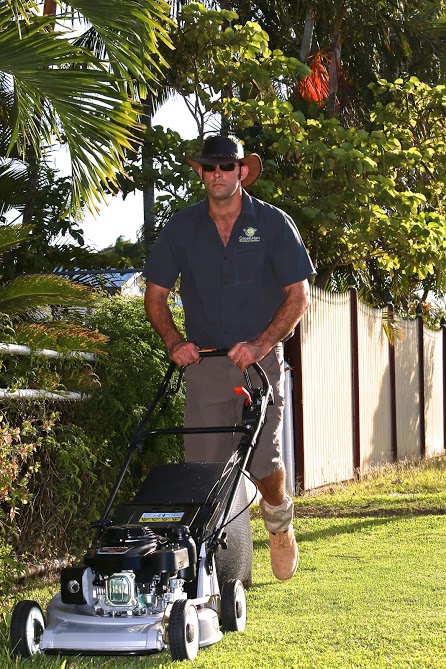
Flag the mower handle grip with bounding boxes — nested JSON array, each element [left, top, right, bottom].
[[197, 347, 228, 357]]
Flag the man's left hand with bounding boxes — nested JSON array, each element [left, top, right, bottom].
[[228, 341, 269, 372]]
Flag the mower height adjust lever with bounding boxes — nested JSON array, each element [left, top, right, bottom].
[[234, 386, 252, 404]]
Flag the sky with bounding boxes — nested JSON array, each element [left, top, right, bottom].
[[54, 95, 198, 251]]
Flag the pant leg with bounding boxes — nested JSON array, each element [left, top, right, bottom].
[[248, 344, 285, 481], [184, 347, 285, 479], [184, 357, 245, 463]]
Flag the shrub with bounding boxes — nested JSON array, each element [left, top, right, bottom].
[[0, 295, 185, 568]]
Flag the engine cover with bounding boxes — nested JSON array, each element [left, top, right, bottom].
[[84, 524, 193, 582]]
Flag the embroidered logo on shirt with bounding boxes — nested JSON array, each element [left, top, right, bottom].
[[239, 227, 260, 243]]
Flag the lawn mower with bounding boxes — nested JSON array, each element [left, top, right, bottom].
[[10, 349, 273, 661]]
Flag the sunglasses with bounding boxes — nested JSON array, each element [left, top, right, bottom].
[[201, 162, 240, 172]]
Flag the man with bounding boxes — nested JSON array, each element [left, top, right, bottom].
[[143, 135, 315, 581]]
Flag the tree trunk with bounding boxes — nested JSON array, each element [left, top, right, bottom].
[[300, 6, 315, 62], [141, 98, 157, 254], [218, 0, 234, 134], [43, 0, 57, 15], [328, 31, 341, 118]]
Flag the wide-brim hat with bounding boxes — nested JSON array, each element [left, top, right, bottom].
[[187, 135, 262, 188]]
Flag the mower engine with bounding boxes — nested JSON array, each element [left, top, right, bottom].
[[60, 524, 197, 618]]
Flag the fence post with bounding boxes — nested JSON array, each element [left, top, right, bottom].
[[285, 325, 305, 492], [441, 317, 446, 453], [416, 303, 426, 458], [387, 295, 398, 463], [348, 277, 361, 475]]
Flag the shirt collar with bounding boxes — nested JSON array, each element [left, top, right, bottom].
[[199, 191, 257, 231], [241, 190, 256, 222]]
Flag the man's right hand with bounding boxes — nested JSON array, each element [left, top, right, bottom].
[[168, 341, 201, 366]]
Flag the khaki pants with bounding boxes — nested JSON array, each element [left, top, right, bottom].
[[184, 345, 285, 481]]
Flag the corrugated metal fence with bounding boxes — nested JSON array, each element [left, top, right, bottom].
[[285, 286, 445, 493]]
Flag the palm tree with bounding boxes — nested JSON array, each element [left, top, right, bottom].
[[1, 0, 173, 215]]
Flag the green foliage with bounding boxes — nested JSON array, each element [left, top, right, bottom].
[[134, 6, 446, 314], [0, 410, 41, 525], [0, 404, 106, 563], [0, 274, 99, 316], [83, 295, 185, 473], [18, 420, 104, 557], [0, 222, 108, 355], [230, 0, 446, 123], [0, 352, 100, 394], [1, 170, 87, 277], [165, 2, 309, 118], [89, 235, 146, 268], [0, 295, 184, 570], [13, 322, 108, 355]]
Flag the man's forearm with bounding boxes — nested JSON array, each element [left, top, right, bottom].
[[252, 280, 310, 354], [229, 280, 311, 372], [144, 285, 184, 353], [145, 282, 200, 366]]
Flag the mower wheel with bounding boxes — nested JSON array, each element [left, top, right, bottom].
[[10, 600, 45, 657], [221, 579, 247, 632], [169, 599, 200, 661]]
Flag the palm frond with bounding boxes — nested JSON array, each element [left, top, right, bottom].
[[2, 1, 174, 214], [0, 160, 28, 215], [5, 0, 39, 23], [68, 0, 173, 94], [0, 5, 164, 213], [0, 274, 98, 315], [0, 223, 30, 252], [14, 321, 108, 353]]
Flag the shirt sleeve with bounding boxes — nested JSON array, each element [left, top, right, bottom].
[[142, 220, 180, 289], [272, 213, 316, 286]]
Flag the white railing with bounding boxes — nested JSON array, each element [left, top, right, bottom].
[[0, 344, 95, 401]]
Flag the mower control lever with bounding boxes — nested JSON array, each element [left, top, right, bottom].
[[234, 386, 252, 404]]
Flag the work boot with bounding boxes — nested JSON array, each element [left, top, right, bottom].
[[269, 526, 299, 581], [259, 495, 299, 581]]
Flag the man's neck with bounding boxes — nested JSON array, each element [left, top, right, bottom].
[[208, 189, 243, 218], [208, 192, 243, 246]]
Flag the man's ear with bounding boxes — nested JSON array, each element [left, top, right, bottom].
[[240, 164, 249, 181]]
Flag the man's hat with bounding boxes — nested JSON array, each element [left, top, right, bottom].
[[187, 135, 262, 188]]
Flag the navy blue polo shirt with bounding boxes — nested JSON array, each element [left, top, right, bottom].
[[143, 191, 315, 348]]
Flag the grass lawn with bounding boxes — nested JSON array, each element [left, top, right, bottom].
[[1, 457, 446, 669]]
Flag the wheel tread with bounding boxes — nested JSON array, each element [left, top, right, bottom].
[[10, 600, 44, 657], [221, 579, 246, 632], [169, 598, 199, 661]]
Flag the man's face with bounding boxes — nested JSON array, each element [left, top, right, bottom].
[[200, 162, 249, 201]]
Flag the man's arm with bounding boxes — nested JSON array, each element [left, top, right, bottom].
[[144, 281, 200, 366], [228, 279, 310, 372]]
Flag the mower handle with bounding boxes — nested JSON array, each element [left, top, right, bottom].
[[94, 347, 273, 529], [195, 348, 271, 397]]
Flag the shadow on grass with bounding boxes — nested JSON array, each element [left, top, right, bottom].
[[295, 515, 401, 544], [293, 496, 446, 517], [252, 510, 445, 550], [251, 498, 446, 523]]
